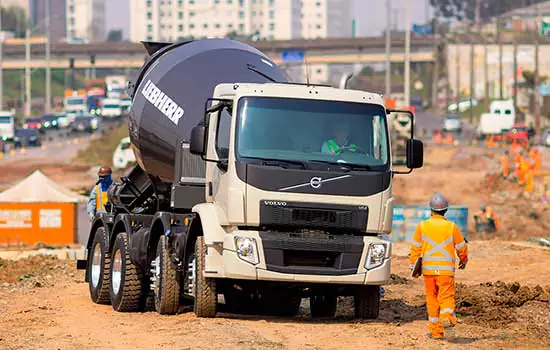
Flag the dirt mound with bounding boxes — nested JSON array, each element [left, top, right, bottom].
[[457, 281, 550, 328], [389, 274, 410, 285], [0, 255, 73, 290]]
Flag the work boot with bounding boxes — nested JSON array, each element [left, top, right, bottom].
[[426, 333, 444, 341], [442, 319, 456, 338]]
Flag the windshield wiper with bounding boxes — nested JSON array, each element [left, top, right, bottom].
[[308, 160, 372, 171], [256, 158, 307, 169]]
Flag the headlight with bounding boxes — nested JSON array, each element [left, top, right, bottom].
[[234, 236, 259, 265], [365, 243, 387, 270]]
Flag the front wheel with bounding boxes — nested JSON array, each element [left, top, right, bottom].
[[192, 236, 217, 317], [109, 232, 148, 312], [354, 285, 380, 319]]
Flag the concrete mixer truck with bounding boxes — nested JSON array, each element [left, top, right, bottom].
[[77, 39, 423, 319]]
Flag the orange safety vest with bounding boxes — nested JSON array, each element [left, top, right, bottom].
[[501, 155, 509, 177], [95, 184, 109, 212], [410, 215, 468, 276]]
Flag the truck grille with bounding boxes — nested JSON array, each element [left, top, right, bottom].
[[260, 201, 368, 233], [260, 231, 364, 275]]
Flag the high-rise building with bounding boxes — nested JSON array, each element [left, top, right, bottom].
[[66, 0, 106, 42], [1, 0, 29, 12], [29, 0, 67, 42], [130, 0, 301, 43]]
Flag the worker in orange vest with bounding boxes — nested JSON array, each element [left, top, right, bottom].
[[87, 166, 114, 220], [473, 204, 499, 232], [529, 147, 542, 176], [410, 194, 468, 340], [519, 155, 531, 186], [515, 151, 524, 183], [501, 150, 510, 178]]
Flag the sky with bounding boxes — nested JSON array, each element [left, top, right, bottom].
[[105, 0, 433, 40]]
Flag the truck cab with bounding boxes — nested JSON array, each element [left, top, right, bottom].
[[0, 111, 15, 142], [100, 98, 123, 119]]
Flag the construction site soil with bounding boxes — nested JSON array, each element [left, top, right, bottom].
[[0, 145, 549, 349]]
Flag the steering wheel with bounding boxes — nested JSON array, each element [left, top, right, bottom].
[[339, 145, 367, 154]]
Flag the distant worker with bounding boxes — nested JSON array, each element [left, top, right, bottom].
[[515, 151, 525, 184], [87, 166, 114, 220], [501, 150, 510, 179], [409, 194, 468, 340], [473, 203, 499, 233], [321, 123, 358, 155], [529, 146, 542, 176]]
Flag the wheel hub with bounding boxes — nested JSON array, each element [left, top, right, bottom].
[[187, 257, 196, 296], [150, 255, 160, 291], [112, 249, 122, 295], [90, 243, 101, 288]]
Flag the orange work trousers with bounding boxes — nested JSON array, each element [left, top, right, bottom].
[[424, 275, 457, 338]]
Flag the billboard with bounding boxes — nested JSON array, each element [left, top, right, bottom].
[[392, 205, 469, 243]]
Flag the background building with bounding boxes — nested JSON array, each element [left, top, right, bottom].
[[66, 0, 105, 42], [29, 0, 67, 42], [130, 0, 302, 42], [1, 0, 29, 12]]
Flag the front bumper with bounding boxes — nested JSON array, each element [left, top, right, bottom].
[[204, 230, 391, 285]]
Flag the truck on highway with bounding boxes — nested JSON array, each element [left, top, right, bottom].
[[77, 39, 423, 319], [477, 100, 517, 139], [0, 110, 15, 142], [105, 75, 128, 98], [64, 92, 87, 114]]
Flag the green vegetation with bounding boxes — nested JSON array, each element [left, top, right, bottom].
[[2, 69, 67, 101], [75, 123, 128, 166]]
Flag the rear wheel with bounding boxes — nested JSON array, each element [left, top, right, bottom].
[[192, 236, 217, 317], [88, 227, 110, 304], [152, 235, 180, 315], [110, 232, 148, 312], [354, 285, 380, 319], [310, 295, 337, 318]]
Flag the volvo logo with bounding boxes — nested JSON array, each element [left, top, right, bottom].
[[263, 201, 287, 206], [310, 177, 322, 189]]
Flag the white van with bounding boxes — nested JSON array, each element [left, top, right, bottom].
[[101, 98, 123, 118], [112, 137, 136, 169], [0, 111, 15, 141], [488, 100, 515, 132]]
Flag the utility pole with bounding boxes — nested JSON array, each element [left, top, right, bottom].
[[456, 39, 460, 107], [497, 17, 503, 99], [385, 0, 392, 98], [404, 0, 412, 107], [470, 40, 475, 123], [431, 9, 439, 108], [535, 5, 541, 136], [0, 5, 3, 110], [45, 0, 51, 113], [513, 42, 518, 110], [484, 43, 489, 111], [25, 28, 31, 117]]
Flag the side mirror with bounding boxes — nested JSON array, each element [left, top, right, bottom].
[[406, 139, 424, 169], [190, 125, 206, 155]]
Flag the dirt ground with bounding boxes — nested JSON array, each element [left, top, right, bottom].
[[0, 240, 549, 350], [0, 144, 549, 349]]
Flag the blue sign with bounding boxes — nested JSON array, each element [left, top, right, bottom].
[[539, 83, 550, 96], [281, 50, 305, 63], [412, 23, 434, 35], [392, 205, 469, 242]]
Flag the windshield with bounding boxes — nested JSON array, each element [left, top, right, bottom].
[[67, 98, 85, 105], [0, 116, 13, 124], [103, 104, 120, 109], [235, 97, 389, 170]]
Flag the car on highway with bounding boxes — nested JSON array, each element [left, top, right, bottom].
[[542, 129, 550, 147], [112, 136, 136, 169], [442, 115, 463, 134], [101, 98, 123, 119], [40, 114, 59, 130], [23, 117, 43, 131], [13, 128, 42, 148], [55, 112, 72, 128], [72, 113, 100, 133]]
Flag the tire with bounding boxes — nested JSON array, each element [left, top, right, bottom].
[[110, 232, 148, 312], [152, 235, 180, 315], [354, 285, 380, 319], [87, 227, 111, 304], [193, 236, 217, 317], [310, 295, 337, 318]]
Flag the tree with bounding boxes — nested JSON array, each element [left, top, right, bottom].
[[106, 29, 123, 42], [520, 70, 547, 89], [430, 0, 548, 22], [0, 5, 29, 38]]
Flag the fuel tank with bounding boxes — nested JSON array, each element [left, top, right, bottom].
[[127, 39, 289, 182]]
